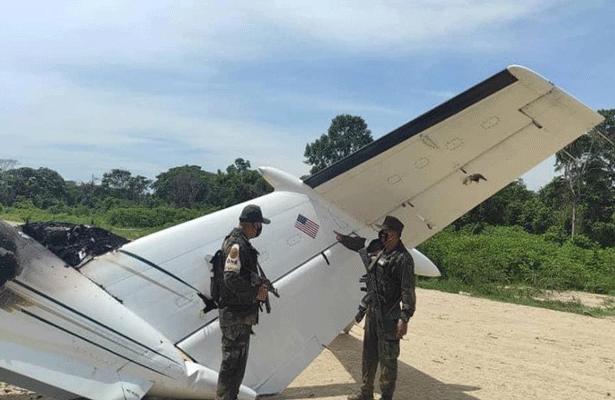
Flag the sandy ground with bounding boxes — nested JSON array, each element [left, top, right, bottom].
[[2, 288, 614, 400]]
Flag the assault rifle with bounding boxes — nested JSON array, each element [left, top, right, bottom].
[[336, 231, 386, 348], [251, 262, 280, 313], [357, 247, 385, 327]]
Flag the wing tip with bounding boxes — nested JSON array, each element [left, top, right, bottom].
[[506, 65, 554, 91]]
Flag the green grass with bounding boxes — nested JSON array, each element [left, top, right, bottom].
[[1, 211, 164, 240], [0, 207, 199, 240], [417, 277, 615, 318]]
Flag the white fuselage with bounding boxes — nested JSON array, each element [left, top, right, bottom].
[[0, 173, 439, 400]]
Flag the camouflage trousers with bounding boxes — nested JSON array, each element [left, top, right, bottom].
[[216, 323, 252, 400], [360, 310, 400, 399]]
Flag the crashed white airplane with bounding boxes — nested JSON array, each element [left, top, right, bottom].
[[0, 65, 604, 400]]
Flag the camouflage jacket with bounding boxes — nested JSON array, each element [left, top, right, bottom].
[[218, 228, 260, 325], [368, 241, 416, 323]]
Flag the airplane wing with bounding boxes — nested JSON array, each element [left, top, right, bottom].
[[304, 66, 604, 248]]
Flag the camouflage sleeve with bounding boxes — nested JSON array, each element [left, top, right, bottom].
[[399, 252, 416, 322], [358, 248, 372, 269], [223, 243, 259, 302]]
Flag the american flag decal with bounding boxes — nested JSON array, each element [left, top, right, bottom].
[[295, 214, 319, 238]]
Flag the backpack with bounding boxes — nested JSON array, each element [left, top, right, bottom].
[[209, 249, 225, 307]]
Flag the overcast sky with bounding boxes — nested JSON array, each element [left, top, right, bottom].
[[1, 0, 613, 191]]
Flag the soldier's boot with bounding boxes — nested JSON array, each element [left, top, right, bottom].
[[347, 391, 374, 400]]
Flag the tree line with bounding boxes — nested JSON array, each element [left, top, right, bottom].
[[2, 110, 615, 247], [0, 158, 272, 213]]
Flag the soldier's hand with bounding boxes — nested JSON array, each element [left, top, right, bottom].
[[396, 320, 408, 339], [335, 231, 366, 251], [256, 284, 269, 302]]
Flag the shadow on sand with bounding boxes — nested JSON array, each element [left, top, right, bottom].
[[1, 332, 481, 400], [266, 332, 481, 400]]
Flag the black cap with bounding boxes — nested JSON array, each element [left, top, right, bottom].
[[239, 204, 270, 224], [376, 215, 404, 234]]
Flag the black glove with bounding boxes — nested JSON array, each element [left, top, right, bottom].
[[355, 305, 367, 323], [198, 293, 218, 314], [337, 232, 366, 251]]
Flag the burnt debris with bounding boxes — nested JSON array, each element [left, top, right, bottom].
[[21, 222, 130, 267]]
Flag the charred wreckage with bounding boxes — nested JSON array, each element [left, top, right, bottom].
[[0, 221, 129, 288]]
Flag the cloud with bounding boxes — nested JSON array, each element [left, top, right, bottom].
[[1, 0, 573, 66], [265, 93, 407, 116], [1, 0, 610, 185], [0, 67, 312, 181]]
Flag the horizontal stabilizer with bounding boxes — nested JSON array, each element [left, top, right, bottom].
[[0, 338, 153, 400], [304, 66, 604, 248]]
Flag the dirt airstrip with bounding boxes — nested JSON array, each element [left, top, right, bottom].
[[2, 288, 614, 400]]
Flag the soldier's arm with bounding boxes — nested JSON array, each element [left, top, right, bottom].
[[223, 244, 259, 302], [399, 253, 416, 323], [357, 248, 372, 268]]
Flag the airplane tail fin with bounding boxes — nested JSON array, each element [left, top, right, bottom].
[[300, 66, 604, 249]]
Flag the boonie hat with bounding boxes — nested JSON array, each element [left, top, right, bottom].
[[376, 215, 404, 234], [239, 204, 271, 224]]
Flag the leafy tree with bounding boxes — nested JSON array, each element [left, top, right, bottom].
[[304, 114, 373, 175], [454, 180, 535, 228], [67, 175, 106, 208], [555, 108, 615, 238], [101, 169, 152, 202], [555, 133, 599, 237], [0, 167, 68, 207], [152, 165, 213, 208], [520, 197, 558, 234], [212, 158, 273, 208], [102, 169, 133, 192], [0, 159, 18, 172], [127, 175, 153, 202]]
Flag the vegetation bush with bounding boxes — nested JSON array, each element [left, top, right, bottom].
[[418, 226, 615, 295]]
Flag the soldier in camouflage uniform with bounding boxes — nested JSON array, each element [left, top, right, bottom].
[[337, 216, 416, 400], [216, 204, 270, 400]]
